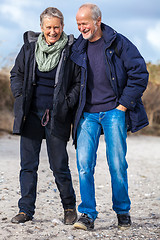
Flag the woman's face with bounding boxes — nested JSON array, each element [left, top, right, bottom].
[[41, 17, 64, 45]]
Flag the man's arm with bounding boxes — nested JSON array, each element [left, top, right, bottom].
[[66, 64, 81, 109], [117, 35, 149, 111]]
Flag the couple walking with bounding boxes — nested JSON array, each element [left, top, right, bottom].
[[10, 3, 148, 231]]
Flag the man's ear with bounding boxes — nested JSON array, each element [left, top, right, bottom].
[[97, 16, 101, 27]]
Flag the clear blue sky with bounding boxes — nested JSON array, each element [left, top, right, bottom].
[[0, 0, 160, 68]]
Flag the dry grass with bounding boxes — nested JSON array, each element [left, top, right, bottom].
[[147, 63, 160, 85], [0, 68, 14, 134], [0, 69, 14, 111]]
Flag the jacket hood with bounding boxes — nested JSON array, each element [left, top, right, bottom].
[[72, 23, 117, 53], [23, 31, 75, 46], [23, 31, 40, 44], [101, 23, 117, 46]]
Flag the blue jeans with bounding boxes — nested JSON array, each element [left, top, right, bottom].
[[76, 109, 131, 220], [18, 110, 76, 217]]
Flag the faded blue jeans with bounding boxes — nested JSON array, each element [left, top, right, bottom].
[[76, 109, 131, 220]]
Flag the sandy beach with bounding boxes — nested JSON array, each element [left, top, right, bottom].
[[0, 134, 160, 240]]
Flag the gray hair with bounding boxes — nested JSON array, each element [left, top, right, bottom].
[[40, 7, 64, 26], [79, 3, 102, 21]]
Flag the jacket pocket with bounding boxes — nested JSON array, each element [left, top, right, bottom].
[[129, 99, 148, 132], [55, 94, 69, 123], [13, 95, 24, 134]]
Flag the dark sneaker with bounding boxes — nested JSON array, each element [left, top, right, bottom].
[[11, 212, 32, 224], [64, 208, 77, 225], [117, 214, 131, 230], [73, 213, 94, 230]]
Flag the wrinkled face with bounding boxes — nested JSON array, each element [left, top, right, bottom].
[[76, 7, 101, 42], [41, 17, 63, 45]]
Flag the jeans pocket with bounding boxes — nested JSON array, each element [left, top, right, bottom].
[[115, 108, 126, 113], [109, 109, 126, 125]]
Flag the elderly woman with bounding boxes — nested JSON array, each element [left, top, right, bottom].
[[10, 7, 80, 224]]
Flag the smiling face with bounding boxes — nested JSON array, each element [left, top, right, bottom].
[[76, 7, 102, 42], [41, 17, 64, 45]]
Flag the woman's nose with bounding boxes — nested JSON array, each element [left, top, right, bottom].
[[50, 28, 55, 34]]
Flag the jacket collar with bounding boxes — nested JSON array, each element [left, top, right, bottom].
[[101, 23, 117, 47], [72, 23, 117, 54]]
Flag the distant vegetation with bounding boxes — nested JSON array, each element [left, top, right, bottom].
[[0, 63, 160, 135], [142, 63, 160, 135], [147, 63, 160, 85], [0, 67, 14, 134]]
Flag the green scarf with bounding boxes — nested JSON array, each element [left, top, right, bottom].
[[35, 31, 68, 72]]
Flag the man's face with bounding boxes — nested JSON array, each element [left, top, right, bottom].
[[41, 17, 63, 45], [76, 7, 101, 42]]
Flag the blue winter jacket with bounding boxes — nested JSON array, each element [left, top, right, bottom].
[[70, 23, 149, 143]]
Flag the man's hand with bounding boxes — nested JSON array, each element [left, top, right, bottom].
[[116, 104, 127, 112]]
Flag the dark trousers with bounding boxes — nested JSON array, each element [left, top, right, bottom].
[[18, 110, 76, 217]]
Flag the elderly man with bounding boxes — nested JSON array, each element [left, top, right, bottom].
[[71, 3, 149, 230]]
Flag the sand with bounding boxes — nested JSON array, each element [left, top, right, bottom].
[[0, 134, 160, 240]]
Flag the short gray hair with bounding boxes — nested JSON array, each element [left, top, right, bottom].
[[79, 3, 102, 21], [40, 7, 64, 26]]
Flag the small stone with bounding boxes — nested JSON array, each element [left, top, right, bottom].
[[68, 236, 74, 240], [52, 218, 63, 226]]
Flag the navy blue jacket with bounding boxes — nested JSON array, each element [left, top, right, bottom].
[[71, 23, 149, 143], [10, 31, 80, 141]]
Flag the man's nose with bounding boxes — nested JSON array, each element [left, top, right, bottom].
[[79, 25, 85, 32]]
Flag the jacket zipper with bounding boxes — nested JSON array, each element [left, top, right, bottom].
[[105, 49, 114, 89], [105, 48, 119, 98]]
